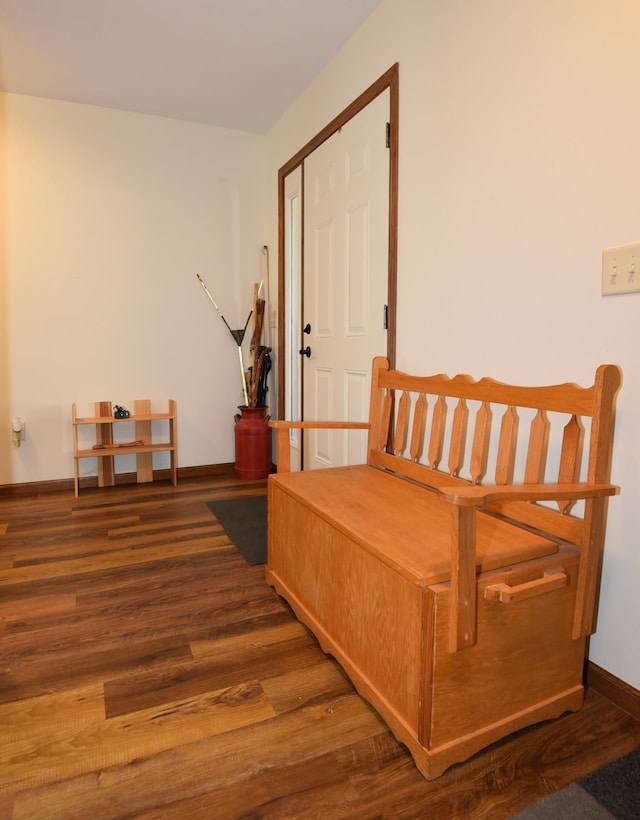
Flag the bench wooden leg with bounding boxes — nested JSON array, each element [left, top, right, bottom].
[[449, 505, 477, 652]]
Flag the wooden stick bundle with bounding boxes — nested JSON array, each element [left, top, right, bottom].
[[246, 281, 271, 408]]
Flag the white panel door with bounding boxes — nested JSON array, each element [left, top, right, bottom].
[[303, 90, 390, 469]]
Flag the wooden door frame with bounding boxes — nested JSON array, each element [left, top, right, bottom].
[[276, 63, 399, 419]]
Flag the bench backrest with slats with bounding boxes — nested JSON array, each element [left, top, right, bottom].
[[367, 356, 622, 551]]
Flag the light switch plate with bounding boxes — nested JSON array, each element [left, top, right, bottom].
[[602, 243, 640, 295]]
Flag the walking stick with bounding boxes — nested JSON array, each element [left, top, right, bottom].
[[196, 273, 251, 406]]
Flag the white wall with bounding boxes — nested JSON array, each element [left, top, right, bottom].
[[0, 97, 9, 483], [266, 0, 640, 687], [1, 93, 266, 483]]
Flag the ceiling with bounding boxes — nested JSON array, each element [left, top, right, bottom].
[[0, 0, 382, 134]]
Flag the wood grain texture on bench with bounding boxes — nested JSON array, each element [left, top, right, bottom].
[[267, 356, 621, 779], [270, 465, 557, 585]]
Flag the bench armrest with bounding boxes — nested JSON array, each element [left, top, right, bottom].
[[437, 482, 619, 654], [437, 482, 619, 507], [270, 420, 370, 473]]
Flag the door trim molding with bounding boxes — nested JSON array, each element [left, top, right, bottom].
[[277, 63, 399, 419]]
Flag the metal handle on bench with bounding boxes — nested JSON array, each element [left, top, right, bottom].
[[484, 570, 567, 604]]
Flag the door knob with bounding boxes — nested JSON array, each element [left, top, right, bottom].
[[299, 346, 311, 358], [303, 323, 311, 334]]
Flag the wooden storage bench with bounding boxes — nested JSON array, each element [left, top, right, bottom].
[[266, 357, 621, 779]]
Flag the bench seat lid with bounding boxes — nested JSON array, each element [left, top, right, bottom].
[[269, 465, 559, 586]]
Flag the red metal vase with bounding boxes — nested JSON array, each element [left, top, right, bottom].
[[234, 406, 272, 479]]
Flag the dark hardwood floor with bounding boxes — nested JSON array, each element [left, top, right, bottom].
[[1, 473, 639, 819]]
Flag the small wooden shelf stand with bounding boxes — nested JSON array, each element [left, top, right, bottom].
[[72, 399, 177, 497]]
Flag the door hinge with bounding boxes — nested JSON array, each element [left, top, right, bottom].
[[383, 304, 388, 330], [386, 122, 391, 149]]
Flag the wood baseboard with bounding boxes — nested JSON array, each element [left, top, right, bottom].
[[0, 463, 236, 498], [586, 661, 640, 720]]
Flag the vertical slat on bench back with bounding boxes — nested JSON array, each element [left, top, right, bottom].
[[448, 399, 469, 478], [495, 405, 519, 485], [470, 402, 492, 485], [557, 415, 585, 514], [524, 410, 550, 484], [393, 391, 410, 456], [410, 394, 427, 463], [429, 397, 447, 471]]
